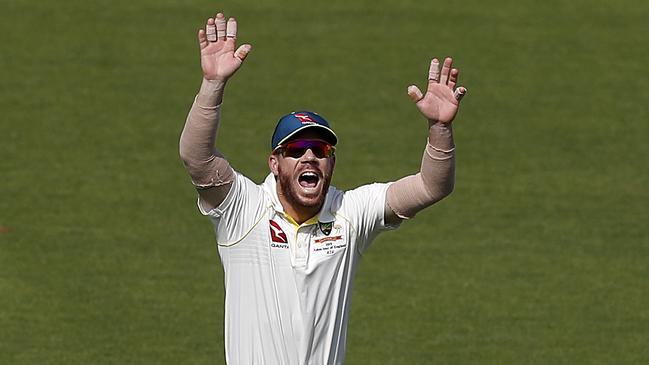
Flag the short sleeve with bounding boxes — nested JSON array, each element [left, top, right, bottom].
[[342, 182, 400, 254], [197, 172, 266, 245]]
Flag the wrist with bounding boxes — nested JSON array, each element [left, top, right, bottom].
[[197, 78, 226, 106], [427, 119, 452, 128], [427, 121, 454, 151], [200, 77, 227, 94]]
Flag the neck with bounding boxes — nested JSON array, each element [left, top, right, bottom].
[[276, 190, 321, 225]]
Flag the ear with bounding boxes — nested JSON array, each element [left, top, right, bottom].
[[268, 154, 279, 176]]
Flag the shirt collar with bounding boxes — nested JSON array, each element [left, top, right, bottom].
[[261, 173, 336, 225]]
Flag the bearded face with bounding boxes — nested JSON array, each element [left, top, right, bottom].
[[268, 130, 336, 219], [276, 151, 334, 209]]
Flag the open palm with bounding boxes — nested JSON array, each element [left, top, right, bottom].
[[197, 13, 251, 82], [408, 57, 467, 124]]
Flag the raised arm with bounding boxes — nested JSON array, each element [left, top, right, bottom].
[[179, 12, 251, 211], [385, 57, 467, 225]]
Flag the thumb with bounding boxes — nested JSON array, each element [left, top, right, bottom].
[[453, 86, 467, 102], [234, 44, 252, 61], [407, 85, 424, 103]]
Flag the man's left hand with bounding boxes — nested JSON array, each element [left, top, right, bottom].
[[407, 57, 467, 124]]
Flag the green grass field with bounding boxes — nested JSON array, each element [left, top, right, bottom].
[[2, 0, 648, 363]]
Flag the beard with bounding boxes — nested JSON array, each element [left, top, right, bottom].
[[277, 165, 332, 210]]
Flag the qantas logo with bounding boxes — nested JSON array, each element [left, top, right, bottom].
[[294, 113, 316, 124], [269, 220, 288, 244]]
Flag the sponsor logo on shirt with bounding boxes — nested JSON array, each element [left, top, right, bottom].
[[269, 220, 289, 249]]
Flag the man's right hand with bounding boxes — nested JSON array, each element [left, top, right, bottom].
[[198, 12, 251, 82]]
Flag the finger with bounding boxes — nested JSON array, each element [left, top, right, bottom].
[[407, 85, 424, 102], [440, 57, 453, 85], [448, 68, 459, 90], [216, 13, 227, 40], [198, 29, 208, 49], [453, 86, 467, 101], [234, 44, 252, 61], [206, 18, 217, 42], [427, 58, 440, 87], [226, 17, 237, 39]]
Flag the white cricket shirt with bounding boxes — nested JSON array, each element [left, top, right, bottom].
[[199, 172, 399, 364]]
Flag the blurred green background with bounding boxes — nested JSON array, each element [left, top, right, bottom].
[[1, 0, 648, 363]]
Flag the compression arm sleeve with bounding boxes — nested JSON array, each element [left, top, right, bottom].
[[179, 79, 235, 194], [386, 122, 455, 219]]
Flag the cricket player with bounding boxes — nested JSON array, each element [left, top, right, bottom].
[[179, 11, 467, 365]]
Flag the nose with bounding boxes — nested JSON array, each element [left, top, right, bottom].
[[301, 148, 318, 161]]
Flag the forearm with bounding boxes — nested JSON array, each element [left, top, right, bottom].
[[386, 122, 455, 219], [179, 78, 235, 189]]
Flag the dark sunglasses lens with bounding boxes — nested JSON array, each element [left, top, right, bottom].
[[283, 146, 308, 158], [282, 140, 333, 158]]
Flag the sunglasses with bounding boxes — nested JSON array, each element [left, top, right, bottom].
[[275, 139, 336, 159]]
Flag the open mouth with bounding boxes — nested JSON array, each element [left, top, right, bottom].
[[298, 171, 320, 189]]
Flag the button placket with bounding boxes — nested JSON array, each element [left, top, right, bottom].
[[295, 224, 317, 267], [296, 228, 307, 262]]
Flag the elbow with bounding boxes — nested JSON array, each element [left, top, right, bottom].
[[179, 132, 190, 164], [425, 183, 453, 205], [178, 135, 206, 168], [179, 143, 191, 166], [178, 141, 205, 176], [440, 178, 455, 199], [422, 172, 455, 203]]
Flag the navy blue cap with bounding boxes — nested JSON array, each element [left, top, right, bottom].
[[271, 111, 338, 150]]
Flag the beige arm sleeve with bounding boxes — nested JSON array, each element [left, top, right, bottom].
[[386, 122, 455, 219], [179, 79, 235, 208]]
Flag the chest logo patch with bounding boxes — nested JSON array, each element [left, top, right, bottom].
[[318, 221, 333, 236], [269, 220, 288, 244]]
